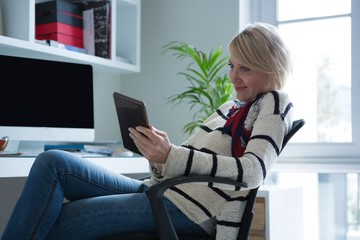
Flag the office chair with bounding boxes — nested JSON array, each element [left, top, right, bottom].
[[102, 119, 305, 240]]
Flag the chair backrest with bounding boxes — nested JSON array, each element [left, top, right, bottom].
[[237, 118, 305, 240], [282, 119, 305, 151]]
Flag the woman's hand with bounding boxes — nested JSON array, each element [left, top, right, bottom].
[[128, 125, 171, 165]]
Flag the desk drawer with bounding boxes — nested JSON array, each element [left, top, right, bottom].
[[251, 197, 265, 231]]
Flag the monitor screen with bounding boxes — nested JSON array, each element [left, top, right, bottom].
[[0, 54, 95, 146]]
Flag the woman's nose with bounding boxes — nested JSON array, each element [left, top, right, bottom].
[[230, 73, 242, 83]]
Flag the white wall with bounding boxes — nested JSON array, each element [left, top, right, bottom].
[[121, 0, 239, 145], [93, 73, 122, 141]]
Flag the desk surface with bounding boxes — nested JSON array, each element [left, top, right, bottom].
[[0, 156, 149, 178]]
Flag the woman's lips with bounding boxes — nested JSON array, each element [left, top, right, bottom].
[[235, 85, 246, 91]]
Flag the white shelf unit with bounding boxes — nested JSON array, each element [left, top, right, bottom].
[[0, 0, 140, 75]]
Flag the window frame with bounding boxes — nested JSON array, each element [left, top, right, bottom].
[[239, 0, 360, 164]]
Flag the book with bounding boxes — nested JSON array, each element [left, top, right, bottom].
[[44, 143, 111, 155], [82, 8, 95, 55], [74, 1, 111, 59], [48, 39, 87, 53], [44, 144, 86, 151], [43, 142, 133, 156], [36, 22, 83, 39]]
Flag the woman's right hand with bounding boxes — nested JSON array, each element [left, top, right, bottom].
[[128, 125, 171, 165]]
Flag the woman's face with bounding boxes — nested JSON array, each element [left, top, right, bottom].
[[229, 58, 271, 102]]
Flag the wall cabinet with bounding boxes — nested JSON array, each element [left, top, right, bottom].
[[0, 0, 140, 75], [249, 186, 304, 240]]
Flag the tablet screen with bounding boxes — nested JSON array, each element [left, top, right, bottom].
[[113, 92, 149, 155]]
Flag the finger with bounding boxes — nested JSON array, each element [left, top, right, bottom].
[[128, 127, 144, 139], [128, 130, 149, 153], [129, 128, 152, 146], [151, 126, 168, 138], [133, 140, 145, 155], [135, 126, 154, 139]]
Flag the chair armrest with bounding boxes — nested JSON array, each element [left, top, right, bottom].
[[145, 175, 248, 240]]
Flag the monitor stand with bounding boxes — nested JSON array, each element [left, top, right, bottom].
[[4, 141, 48, 156], [17, 141, 46, 155]]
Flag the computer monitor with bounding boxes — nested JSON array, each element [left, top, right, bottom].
[[0, 54, 95, 152]]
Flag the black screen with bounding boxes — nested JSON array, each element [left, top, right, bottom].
[[0, 55, 94, 129]]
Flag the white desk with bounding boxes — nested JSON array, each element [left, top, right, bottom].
[[0, 156, 149, 178]]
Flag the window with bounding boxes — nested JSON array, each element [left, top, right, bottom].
[[278, 0, 351, 144], [240, 0, 360, 160]]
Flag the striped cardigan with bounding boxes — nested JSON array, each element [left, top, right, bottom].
[[143, 90, 293, 239]]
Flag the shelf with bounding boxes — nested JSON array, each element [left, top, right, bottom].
[[0, 36, 138, 74], [0, 0, 140, 75]]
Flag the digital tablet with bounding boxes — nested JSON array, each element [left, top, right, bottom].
[[113, 92, 150, 155]]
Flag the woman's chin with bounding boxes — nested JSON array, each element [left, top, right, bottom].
[[236, 95, 251, 102]]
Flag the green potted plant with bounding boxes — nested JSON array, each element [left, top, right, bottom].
[[162, 41, 234, 135]]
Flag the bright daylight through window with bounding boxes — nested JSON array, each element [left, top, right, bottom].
[[277, 0, 351, 143]]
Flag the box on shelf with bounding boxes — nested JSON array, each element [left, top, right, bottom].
[[35, 0, 83, 28], [35, 0, 83, 48]]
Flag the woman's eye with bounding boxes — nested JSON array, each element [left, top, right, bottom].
[[240, 66, 250, 72], [228, 63, 234, 69]]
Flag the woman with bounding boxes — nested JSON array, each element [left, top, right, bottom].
[[1, 22, 293, 240]]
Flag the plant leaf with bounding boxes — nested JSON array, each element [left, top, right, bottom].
[[163, 41, 234, 136]]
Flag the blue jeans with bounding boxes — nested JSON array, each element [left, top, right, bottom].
[[1, 150, 208, 240]]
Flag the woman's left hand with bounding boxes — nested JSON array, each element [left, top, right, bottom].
[[128, 125, 171, 165]]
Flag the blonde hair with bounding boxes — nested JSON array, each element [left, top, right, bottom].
[[228, 22, 292, 90]]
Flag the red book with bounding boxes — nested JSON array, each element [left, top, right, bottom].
[[36, 22, 83, 39]]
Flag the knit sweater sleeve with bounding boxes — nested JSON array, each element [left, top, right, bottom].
[[153, 91, 293, 190]]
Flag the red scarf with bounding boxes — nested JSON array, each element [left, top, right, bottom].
[[222, 95, 262, 157]]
